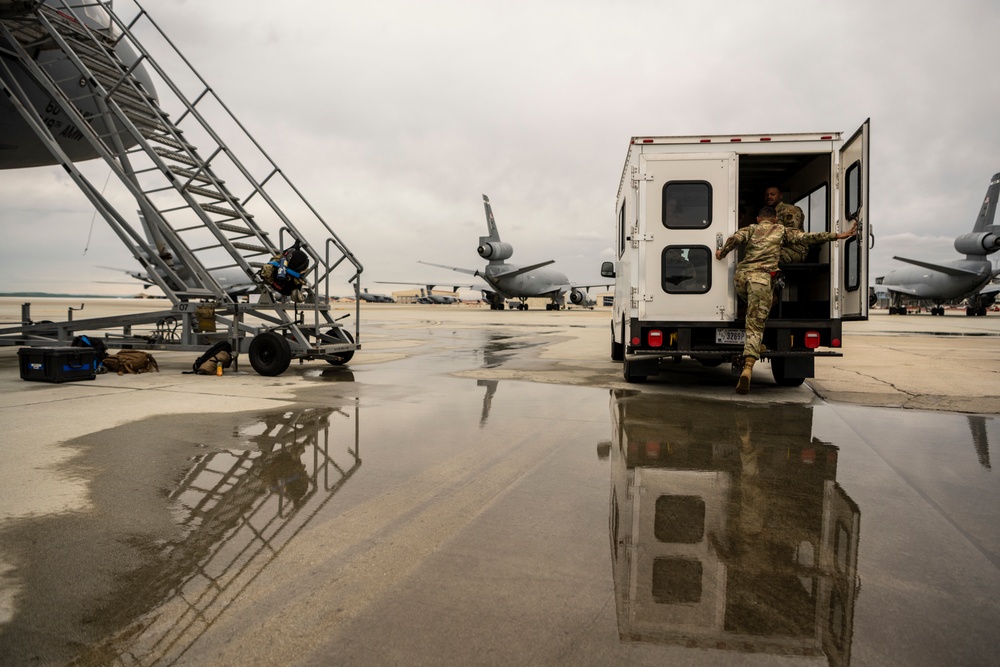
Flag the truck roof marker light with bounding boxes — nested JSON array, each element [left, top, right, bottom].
[[821, 135, 833, 140], [804, 331, 821, 349], [700, 139, 712, 143], [642, 139, 654, 143], [831, 337, 842, 348], [648, 330, 663, 348], [759, 137, 771, 142], [730, 138, 742, 142]]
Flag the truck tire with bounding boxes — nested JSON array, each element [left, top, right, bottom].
[[623, 356, 646, 383], [249, 331, 292, 376], [770, 358, 805, 387], [611, 323, 624, 362]]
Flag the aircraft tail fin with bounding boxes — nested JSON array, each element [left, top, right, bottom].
[[973, 173, 1000, 233], [482, 194, 501, 242]]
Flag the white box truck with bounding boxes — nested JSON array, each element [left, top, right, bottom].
[[602, 120, 870, 384]]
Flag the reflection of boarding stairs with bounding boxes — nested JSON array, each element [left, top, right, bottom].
[[69, 404, 362, 665], [0, 1, 362, 375]]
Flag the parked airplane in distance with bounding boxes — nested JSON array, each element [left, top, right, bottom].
[[357, 289, 395, 303], [373, 282, 463, 304], [876, 172, 1000, 316], [420, 195, 608, 310]]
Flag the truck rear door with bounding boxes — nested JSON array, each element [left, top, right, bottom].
[[638, 153, 734, 322], [838, 119, 870, 320]]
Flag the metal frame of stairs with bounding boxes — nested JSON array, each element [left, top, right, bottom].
[[0, 0, 363, 375]]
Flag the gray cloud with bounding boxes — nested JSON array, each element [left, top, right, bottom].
[[2, 0, 998, 293]]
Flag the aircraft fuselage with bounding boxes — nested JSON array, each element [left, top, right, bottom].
[[483, 263, 570, 299], [879, 258, 994, 303], [0, 1, 156, 169]]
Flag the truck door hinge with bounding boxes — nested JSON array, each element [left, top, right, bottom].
[[630, 166, 654, 187]]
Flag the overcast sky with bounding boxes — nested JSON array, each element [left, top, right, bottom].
[[3, 0, 999, 296]]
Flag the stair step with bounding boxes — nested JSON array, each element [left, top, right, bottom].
[[152, 146, 198, 167], [142, 131, 194, 153], [216, 222, 260, 235], [184, 183, 227, 200], [200, 202, 241, 218], [232, 242, 271, 254], [169, 166, 219, 185]]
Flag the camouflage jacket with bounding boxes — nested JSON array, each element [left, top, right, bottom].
[[776, 201, 804, 231], [719, 221, 838, 274]]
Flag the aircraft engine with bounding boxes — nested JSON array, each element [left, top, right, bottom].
[[569, 288, 594, 307], [477, 241, 513, 260], [954, 232, 1000, 255]]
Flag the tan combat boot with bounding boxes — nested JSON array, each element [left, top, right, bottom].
[[736, 356, 756, 395]]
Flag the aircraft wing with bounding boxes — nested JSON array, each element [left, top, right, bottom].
[[492, 260, 555, 279], [892, 256, 983, 277], [417, 261, 481, 277], [375, 280, 476, 290]]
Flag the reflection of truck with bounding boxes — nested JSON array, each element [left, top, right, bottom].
[[602, 122, 870, 384], [608, 390, 860, 665]]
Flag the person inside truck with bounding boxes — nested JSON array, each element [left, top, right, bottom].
[[665, 197, 684, 226], [715, 206, 857, 394], [764, 186, 808, 262]]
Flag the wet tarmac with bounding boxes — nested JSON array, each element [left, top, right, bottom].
[[0, 302, 998, 666]]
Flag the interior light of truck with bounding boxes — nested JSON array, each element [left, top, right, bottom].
[[804, 331, 821, 349], [648, 330, 663, 347]]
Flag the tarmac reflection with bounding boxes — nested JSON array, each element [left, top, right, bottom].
[[608, 390, 860, 666], [71, 403, 360, 666]]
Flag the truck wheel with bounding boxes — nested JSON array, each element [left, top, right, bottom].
[[770, 358, 805, 387], [623, 356, 646, 383], [249, 331, 292, 376], [611, 324, 624, 362]]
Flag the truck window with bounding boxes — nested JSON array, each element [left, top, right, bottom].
[[662, 246, 711, 294], [845, 161, 862, 219], [794, 183, 829, 233], [618, 202, 626, 257], [846, 236, 860, 292], [662, 182, 712, 229]]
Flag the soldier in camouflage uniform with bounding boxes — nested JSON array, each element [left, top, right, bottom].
[[764, 186, 808, 263], [716, 206, 857, 394]]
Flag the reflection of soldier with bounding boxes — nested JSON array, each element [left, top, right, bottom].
[[716, 206, 857, 394], [764, 186, 808, 263]]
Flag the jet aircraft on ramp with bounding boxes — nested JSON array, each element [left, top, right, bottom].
[[876, 172, 1000, 316], [420, 195, 608, 310]]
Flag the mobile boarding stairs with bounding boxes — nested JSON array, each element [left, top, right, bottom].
[[0, 0, 362, 375]]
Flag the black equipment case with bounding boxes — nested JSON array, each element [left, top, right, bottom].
[[18, 347, 98, 383]]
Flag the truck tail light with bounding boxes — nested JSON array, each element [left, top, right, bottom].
[[831, 337, 842, 348], [648, 330, 663, 347], [631, 336, 640, 346], [804, 331, 820, 349]]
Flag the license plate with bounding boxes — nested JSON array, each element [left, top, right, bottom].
[[715, 328, 745, 345]]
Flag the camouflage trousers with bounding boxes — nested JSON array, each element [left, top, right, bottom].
[[735, 270, 773, 360]]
